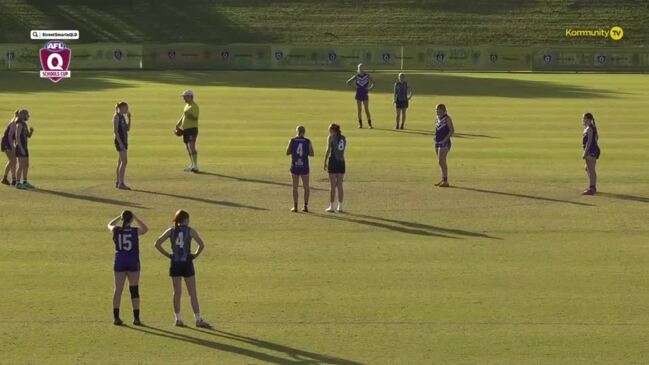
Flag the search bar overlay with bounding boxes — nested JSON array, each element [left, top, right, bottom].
[[31, 30, 79, 40]]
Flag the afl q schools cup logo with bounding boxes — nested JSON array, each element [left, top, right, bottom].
[[39, 40, 71, 83]]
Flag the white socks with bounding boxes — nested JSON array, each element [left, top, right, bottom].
[[175, 313, 182, 321], [194, 313, 202, 321]]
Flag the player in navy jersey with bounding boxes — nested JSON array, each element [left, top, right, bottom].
[[286, 126, 314, 212], [434, 104, 454, 187], [107, 210, 149, 325], [1, 111, 18, 186], [113, 102, 131, 190], [14, 109, 34, 190], [324, 123, 346, 212], [393, 73, 413, 130], [154, 210, 211, 328], [581, 112, 600, 195], [346, 63, 375, 129]]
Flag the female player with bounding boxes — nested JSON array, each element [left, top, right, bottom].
[[107, 210, 149, 325], [175, 90, 200, 173], [114, 102, 131, 190], [346, 63, 375, 129], [1, 111, 17, 186], [324, 123, 346, 213], [286, 126, 314, 212], [14, 109, 34, 190], [581, 112, 600, 195], [434, 104, 454, 187], [154, 210, 211, 328], [393, 73, 413, 129]]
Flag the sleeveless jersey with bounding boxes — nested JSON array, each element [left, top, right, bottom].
[[435, 114, 451, 143], [113, 227, 140, 255], [582, 125, 599, 151], [170, 226, 192, 262], [16, 120, 28, 149], [394, 81, 408, 102], [289, 137, 311, 171], [115, 114, 128, 145], [329, 135, 346, 161], [356, 73, 370, 91]]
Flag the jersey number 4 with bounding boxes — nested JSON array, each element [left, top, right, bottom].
[[296, 143, 304, 157], [118, 234, 132, 251], [175, 231, 185, 248]]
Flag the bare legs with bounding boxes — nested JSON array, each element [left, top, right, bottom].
[[172, 275, 207, 326], [116, 150, 127, 187], [395, 108, 406, 129], [16, 157, 28, 183], [436, 147, 450, 186], [185, 140, 198, 171], [356, 100, 372, 128], [3, 150, 16, 183], [585, 156, 597, 190], [291, 174, 310, 211], [113, 271, 139, 324], [328, 173, 344, 212]]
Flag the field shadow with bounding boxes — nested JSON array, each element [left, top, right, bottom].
[[31, 188, 147, 209], [123, 325, 362, 365], [597, 192, 649, 203], [347, 213, 502, 240], [132, 189, 267, 211], [451, 186, 594, 207], [197, 171, 326, 191]]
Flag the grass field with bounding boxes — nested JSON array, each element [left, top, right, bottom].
[[1, 70, 649, 364]]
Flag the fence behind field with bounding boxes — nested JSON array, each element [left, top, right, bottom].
[[2, 43, 649, 72]]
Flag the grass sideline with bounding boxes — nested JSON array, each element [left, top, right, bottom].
[[0, 70, 649, 364]]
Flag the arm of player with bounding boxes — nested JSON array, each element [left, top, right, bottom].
[[346, 75, 357, 88], [407, 86, 413, 100], [154, 228, 173, 259], [132, 214, 149, 236], [286, 140, 292, 155], [107, 216, 121, 232], [15, 123, 25, 154], [393, 83, 398, 103], [582, 128, 593, 159], [367, 75, 376, 91], [441, 117, 455, 144], [323, 135, 331, 170], [126, 111, 132, 132], [309, 141, 314, 157], [190, 228, 205, 259], [114, 114, 125, 149]]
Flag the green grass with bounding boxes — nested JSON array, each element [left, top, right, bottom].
[[1, 70, 649, 364], [0, 0, 648, 45]]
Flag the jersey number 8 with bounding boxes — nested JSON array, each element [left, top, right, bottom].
[[337, 140, 345, 151]]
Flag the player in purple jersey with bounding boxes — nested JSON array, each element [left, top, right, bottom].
[[286, 126, 314, 212], [1, 111, 18, 186], [107, 210, 149, 325], [581, 112, 600, 195], [113, 102, 132, 190], [394, 73, 413, 130], [154, 210, 211, 328], [346, 63, 375, 129], [434, 104, 454, 187], [14, 109, 35, 190]]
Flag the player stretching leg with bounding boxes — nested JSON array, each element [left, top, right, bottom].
[[581, 112, 600, 195], [1, 111, 18, 186], [113, 102, 131, 190], [154, 210, 211, 328], [434, 104, 454, 187], [108, 210, 149, 325], [14, 109, 35, 190], [346, 63, 375, 129], [286, 126, 314, 212], [394, 73, 413, 130], [175, 90, 200, 173], [324, 123, 346, 213]]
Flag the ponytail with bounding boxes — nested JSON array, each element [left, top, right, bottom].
[[121, 210, 133, 227], [329, 123, 342, 137], [115, 101, 128, 114]]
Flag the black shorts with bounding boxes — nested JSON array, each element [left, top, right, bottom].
[[15, 146, 28, 158], [328, 158, 346, 174], [183, 128, 198, 144], [114, 139, 128, 152], [395, 100, 409, 109], [586, 146, 601, 159], [169, 259, 195, 277]]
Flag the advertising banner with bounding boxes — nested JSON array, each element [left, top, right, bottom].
[[0, 44, 40, 70], [271, 45, 401, 70], [72, 43, 142, 69]]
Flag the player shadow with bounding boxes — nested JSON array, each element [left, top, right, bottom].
[[310, 212, 459, 239], [197, 171, 326, 191], [451, 186, 594, 207], [373, 127, 435, 136], [346, 213, 502, 240], [454, 132, 501, 139], [188, 328, 364, 365], [131, 189, 267, 211], [31, 188, 148, 209], [123, 325, 362, 365], [597, 192, 649, 203]]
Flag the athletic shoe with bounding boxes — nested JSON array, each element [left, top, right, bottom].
[[434, 181, 443, 186], [22, 182, 35, 189], [191, 167, 200, 173], [302, 206, 309, 213], [113, 318, 123, 326], [290, 207, 297, 213], [325, 206, 335, 213], [16, 183, 27, 190], [196, 319, 212, 329], [336, 208, 344, 213], [133, 319, 142, 326], [183, 167, 193, 172], [117, 183, 131, 190], [175, 320, 185, 327], [1, 177, 9, 185], [11, 180, 17, 186], [368, 125, 373, 129], [581, 188, 595, 196], [438, 181, 450, 188]]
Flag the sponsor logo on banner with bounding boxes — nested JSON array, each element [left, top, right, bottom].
[[597, 55, 606, 64], [543, 54, 553, 64], [221, 50, 230, 60], [275, 51, 284, 60], [6, 51, 16, 61], [114, 49, 123, 60], [328, 52, 337, 62], [168, 50, 176, 59], [435, 52, 445, 63], [39, 40, 71, 83], [490, 53, 498, 63], [382, 53, 391, 63]]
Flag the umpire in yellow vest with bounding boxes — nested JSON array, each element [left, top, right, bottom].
[[176, 90, 200, 173]]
